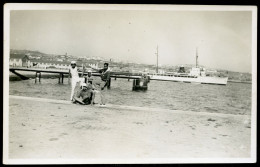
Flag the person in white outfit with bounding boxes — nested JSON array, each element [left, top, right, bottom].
[[69, 61, 80, 101]]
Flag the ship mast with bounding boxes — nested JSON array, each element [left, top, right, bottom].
[[196, 47, 199, 68], [156, 45, 158, 73]]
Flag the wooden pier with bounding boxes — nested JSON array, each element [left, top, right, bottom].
[[9, 67, 142, 85]]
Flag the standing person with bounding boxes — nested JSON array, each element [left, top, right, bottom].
[[69, 61, 80, 101], [92, 63, 110, 106]]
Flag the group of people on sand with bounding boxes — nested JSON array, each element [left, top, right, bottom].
[[69, 61, 110, 106]]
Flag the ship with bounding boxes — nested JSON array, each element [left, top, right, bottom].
[[148, 47, 228, 85]]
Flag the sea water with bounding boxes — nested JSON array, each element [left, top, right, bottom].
[[9, 77, 251, 115]]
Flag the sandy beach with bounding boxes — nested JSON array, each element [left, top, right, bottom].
[[6, 95, 252, 163]]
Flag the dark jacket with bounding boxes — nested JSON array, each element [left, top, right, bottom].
[[98, 69, 110, 82]]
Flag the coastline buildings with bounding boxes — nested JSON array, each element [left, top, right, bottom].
[[29, 59, 99, 70], [9, 53, 99, 71], [29, 59, 71, 69], [9, 51, 250, 82], [9, 54, 30, 67]]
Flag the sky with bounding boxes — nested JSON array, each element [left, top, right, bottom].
[[10, 9, 253, 72]]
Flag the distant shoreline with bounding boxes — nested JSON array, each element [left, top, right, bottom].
[[8, 69, 252, 84]]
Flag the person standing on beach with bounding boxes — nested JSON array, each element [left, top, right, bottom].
[[69, 61, 80, 101], [92, 63, 110, 106]]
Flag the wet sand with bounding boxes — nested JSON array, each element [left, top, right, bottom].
[[7, 95, 251, 163]]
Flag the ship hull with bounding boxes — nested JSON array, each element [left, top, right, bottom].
[[149, 75, 228, 85]]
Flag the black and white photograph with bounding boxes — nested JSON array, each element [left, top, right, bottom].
[[3, 3, 257, 164]]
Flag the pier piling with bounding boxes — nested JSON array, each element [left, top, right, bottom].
[[35, 72, 37, 83], [35, 72, 41, 83], [107, 77, 111, 89], [61, 74, 64, 83], [58, 73, 64, 84], [132, 78, 148, 91], [39, 72, 41, 83]]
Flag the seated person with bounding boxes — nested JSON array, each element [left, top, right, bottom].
[[84, 70, 100, 93], [84, 70, 94, 85], [73, 83, 95, 105], [71, 78, 85, 100]]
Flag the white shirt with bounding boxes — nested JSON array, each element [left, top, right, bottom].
[[70, 66, 79, 80]]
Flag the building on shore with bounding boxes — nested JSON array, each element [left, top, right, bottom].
[[9, 54, 30, 67], [29, 59, 71, 70], [10, 53, 136, 73], [29, 59, 101, 71]]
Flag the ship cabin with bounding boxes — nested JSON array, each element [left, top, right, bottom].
[[174, 66, 206, 78], [174, 66, 191, 77], [178, 66, 186, 73], [190, 67, 206, 77]]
